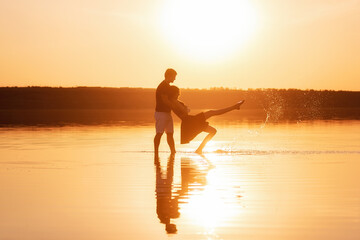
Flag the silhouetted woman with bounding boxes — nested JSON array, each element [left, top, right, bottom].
[[168, 86, 244, 154]]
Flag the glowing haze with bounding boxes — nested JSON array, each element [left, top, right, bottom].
[[160, 0, 258, 61], [0, 0, 359, 90]]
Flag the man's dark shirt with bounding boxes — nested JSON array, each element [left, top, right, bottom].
[[155, 80, 171, 112]]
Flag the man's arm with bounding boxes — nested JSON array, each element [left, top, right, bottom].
[[161, 93, 189, 116], [170, 99, 188, 116]]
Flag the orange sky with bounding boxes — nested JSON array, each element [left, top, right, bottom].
[[1, 0, 359, 90]]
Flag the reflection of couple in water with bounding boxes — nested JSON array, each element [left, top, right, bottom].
[[154, 154, 179, 234], [154, 68, 244, 156], [154, 154, 211, 234]]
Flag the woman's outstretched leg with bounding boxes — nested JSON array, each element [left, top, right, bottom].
[[203, 101, 244, 120], [195, 126, 217, 154]]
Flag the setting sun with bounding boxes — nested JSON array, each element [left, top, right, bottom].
[[161, 0, 258, 61]]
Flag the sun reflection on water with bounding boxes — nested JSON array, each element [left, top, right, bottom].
[[178, 155, 242, 235]]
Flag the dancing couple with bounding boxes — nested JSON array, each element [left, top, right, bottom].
[[154, 68, 244, 157]]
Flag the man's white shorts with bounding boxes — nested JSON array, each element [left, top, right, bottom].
[[155, 112, 174, 134]]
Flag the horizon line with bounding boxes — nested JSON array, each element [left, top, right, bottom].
[[0, 86, 359, 92]]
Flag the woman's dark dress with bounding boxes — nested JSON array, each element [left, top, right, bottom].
[[172, 100, 209, 144], [181, 112, 209, 144]]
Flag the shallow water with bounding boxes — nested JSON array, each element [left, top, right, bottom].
[[0, 121, 359, 240]]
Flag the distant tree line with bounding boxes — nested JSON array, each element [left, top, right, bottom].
[[0, 87, 359, 110], [1, 87, 359, 124]]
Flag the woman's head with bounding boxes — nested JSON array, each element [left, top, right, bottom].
[[169, 86, 180, 100]]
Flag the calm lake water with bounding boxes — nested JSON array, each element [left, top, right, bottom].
[[0, 120, 359, 240]]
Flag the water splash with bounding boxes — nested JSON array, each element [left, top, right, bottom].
[[248, 89, 327, 122], [247, 112, 270, 136], [260, 112, 270, 130], [201, 149, 360, 156]]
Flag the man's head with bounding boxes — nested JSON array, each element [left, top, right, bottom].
[[164, 68, 177, 83]]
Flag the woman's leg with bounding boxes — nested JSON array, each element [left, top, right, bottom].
[[203, 102, 242, 120], [195, 126, 217, 154]]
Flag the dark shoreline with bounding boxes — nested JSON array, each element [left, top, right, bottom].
[[1, 87, 360, 109], [1, 87, 359, 125]]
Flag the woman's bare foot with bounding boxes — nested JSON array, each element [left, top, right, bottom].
[[235, 100, 245, 110], [195, 149, 203, 154]]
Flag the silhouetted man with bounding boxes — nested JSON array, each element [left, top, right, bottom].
[[154, 68, 177, 157]]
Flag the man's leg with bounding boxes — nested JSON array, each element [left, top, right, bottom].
[[165, 113, 176, 154], [195, 126, 217, 154], [154, 133, 163, 158], [166, 132, 176, 154]]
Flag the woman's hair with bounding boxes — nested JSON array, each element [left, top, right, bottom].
[[168, 86, 180, 99]]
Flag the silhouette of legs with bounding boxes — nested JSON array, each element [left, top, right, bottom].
[[195, 101, 243, 154], [195, 125, 217, 154], [154, 133, 163, 158], [166, 132, 176, 154], [203, 102, 242, 120], [154, 132, 176, 158]]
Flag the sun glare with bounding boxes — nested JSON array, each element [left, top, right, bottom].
[[181, 169, 240, 231], [161, 0, 258, 61]]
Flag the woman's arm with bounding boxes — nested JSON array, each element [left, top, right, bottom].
[[170, 99, 189, 118]]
